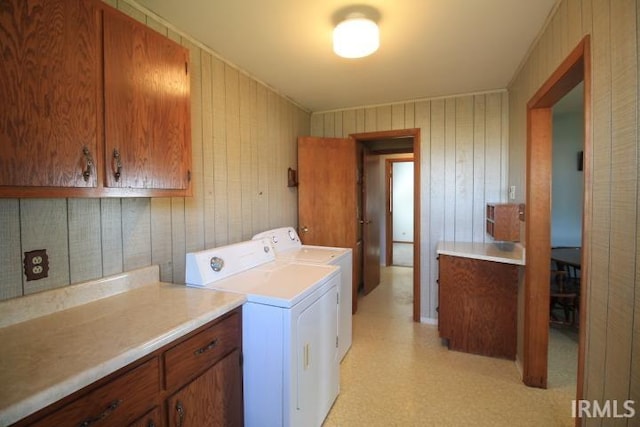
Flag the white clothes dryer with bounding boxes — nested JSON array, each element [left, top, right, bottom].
[[252, 227, 352, 361], [186, 239, 339, 427]]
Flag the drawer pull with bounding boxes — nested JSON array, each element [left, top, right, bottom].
[[194, 338, 219, 355], [82, 146, 93, 182], [175, 400, 185, 427], [112, 149, 122, 182], [78, 399, 123, 427]]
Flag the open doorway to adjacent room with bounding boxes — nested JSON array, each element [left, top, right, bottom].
[[385, 157, 414, 267]]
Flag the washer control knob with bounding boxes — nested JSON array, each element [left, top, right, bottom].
[[210, 256, 224, 272]]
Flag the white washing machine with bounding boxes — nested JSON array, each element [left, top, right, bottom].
[[252, 227, 352, 361], [185, 238, 339, 427]]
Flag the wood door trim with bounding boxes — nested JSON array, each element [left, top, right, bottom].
[[524, 36, 590, 419], [351, 129, 421, 322]]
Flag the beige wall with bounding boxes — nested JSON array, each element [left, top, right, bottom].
[[310, 93, 510, 321], [509, 0, 639, 420], [0, 0, 309, 300]]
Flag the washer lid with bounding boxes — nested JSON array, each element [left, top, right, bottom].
[[278, 246, 350, 264]]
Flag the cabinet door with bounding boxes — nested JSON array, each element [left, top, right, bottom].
[[103, 8, 191, 190], [0, 0, 100, 188], [167, 349, 243, 427], [129, 406, 163, 427]]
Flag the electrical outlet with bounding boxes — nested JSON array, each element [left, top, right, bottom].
[[24, 249, 49, 281], [509, 185, 516, 200]]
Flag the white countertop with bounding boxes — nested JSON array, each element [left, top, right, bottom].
[[436, 241, 525, 265], [0, 266, 246, 426]]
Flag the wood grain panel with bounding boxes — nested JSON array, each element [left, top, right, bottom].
[[342, 110, 357, 137], [429, 100, 446, 320], [377, 106, 392, 131], [334, 111, 344, 139], [414, 101, 432, 318], [365, 108, 377, 132], [444, 99, 456, 242], [100, 198, 123, 276], [323, 112, 336, 137], [122, 199, 151, 271], [200, 52, 216, 249], [310, 114, 323, 137], [0, 0, 100, 188], [454, 97, 474, 241], [20, 199, 70, 295], [392, 104, 405, 130], [241, 75, 258, 239], [183, 39, 204, 253], [0, 199, 23, 300], [171, 197, 186, 284], [485, 93, 504, 205], [212, 57, 229, 246], [266, 92, 282, 227], [404, 103, 415, 129], [68, 199, 102, 284], [584, 0, 611, 408], [255, 85, 269, 234], [603, 0, 637, 409], [150, 198, 173, 282], [473, 96, 487, 243]]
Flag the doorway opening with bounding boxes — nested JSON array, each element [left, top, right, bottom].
[[386, 158, 414, 267], [351, 129, 421, 322], [523, 35, 590, 416]]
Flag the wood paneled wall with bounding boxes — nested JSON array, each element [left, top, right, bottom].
[[0, 0, 309, 300], [310, 93, 510, 321], [509, 0, 639, 420]]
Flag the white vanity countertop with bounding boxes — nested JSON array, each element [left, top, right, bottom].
[[0, 266, 245, 426], [436, 241, 526, 265]]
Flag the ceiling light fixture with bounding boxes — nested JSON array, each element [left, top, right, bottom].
[[333, 15, 379, 59]]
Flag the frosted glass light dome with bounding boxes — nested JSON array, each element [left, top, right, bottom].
[[333, 17, 379, 59]]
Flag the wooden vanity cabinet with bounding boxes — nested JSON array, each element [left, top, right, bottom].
[[0, 0, 191, 198], [438, 254, 518, 360], [163, 311, 243, 427], [13, 309, 242, 427]]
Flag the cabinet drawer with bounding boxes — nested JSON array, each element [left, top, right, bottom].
[[164, 312, 241, 391], [31, 357, 160, 427]]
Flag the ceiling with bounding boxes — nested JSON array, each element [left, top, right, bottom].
[[135, 0, 558, 112]]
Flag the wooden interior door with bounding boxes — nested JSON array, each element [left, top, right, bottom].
[[298, 136, 359, 312], [362, 150, 381, 294]]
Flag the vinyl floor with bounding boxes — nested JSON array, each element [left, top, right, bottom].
[[323, 266, 577, 427]]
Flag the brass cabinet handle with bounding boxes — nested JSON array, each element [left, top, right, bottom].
[[112, 149, 122, 182], [82, 146, 93, 182], [194, 338, 219, 356], [78, 399, 123, 427], [175, 400, 185, 427]]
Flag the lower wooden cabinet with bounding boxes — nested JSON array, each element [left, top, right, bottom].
[[438, 254, 518, 360], [14, 309, 242, 427], [130, 407, 163, 427], [167, 350, 243, 427]]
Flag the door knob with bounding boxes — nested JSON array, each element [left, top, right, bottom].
[[301, 226, 309, 233]]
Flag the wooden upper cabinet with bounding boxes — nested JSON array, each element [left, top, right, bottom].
[[103, 8, 191, 191], [0, 0, 192, 197], [0, 0, 101, 188]]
